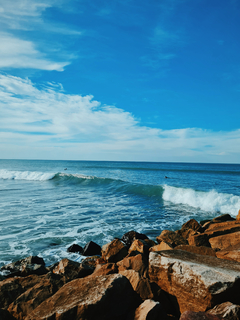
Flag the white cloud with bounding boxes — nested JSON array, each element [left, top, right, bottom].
[[0, 74, 240, 163]]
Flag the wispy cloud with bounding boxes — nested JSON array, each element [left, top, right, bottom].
[[0, 74, 240, 162], [0, 0, 80, 71]]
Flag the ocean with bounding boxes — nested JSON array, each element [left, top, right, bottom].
[[0, 159, 240, 269]]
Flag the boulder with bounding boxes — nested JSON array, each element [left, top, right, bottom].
[[93, 263, 118, 276], [156, 230, 188, 247], [52, 258, 81, 282], [209, 231, 240, 251], [82, 241, 101, 256], [204, 221, 240, 238], [236, 210, 240, 221], [67, 244, 83, 254], [0, 275, 41, 309], [0, 256, 47, 277], [180, 311, 222, 320], [208, 301, 240, 320], [121, 230, 148, 246], [216, 243, 240, 263], [25, 274, 140, 320], [150, 242, 173, 252], [149, 250, 240, 313], [128, 239, 150, 255], [175, 245, 216, 257], [188, 234, 211, 247], [117, 253, 148, 277], [7, 273, 63, 320], [212, 214, 235, 223], [134, 299, 167, 320], [119, 270, 153, 300], [102, 239, 128, 263]]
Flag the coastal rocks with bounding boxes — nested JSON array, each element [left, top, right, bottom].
[[150, 242, 173, 251], [236, 210, 240, 221], [26, 274, 140, 320], [215, 243, 240, 263], [122, 230, 149, 247], [209, 231, 240, 251], [0, 256, 47, 278], [92, 263, 118, 276], [82, 241, 101, 256], [134, 299, 167, 320], [149, 250, 240, 313], [208, 302, 240, 320], [156, 230, 188, 247], [175, 245, 216, 257], [102, 239, 128, 263], [67, 243, 83, 254], [117, 253, 148, 277], [128, 239, 150, 255]]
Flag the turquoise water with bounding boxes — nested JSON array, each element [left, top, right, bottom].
[[0, 160, 240, 268]]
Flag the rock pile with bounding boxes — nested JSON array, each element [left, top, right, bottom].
[[1, 212, 240, 319]]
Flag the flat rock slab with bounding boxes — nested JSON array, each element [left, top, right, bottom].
[[149, 250, 240, 313], [26, 274, 140, 320]]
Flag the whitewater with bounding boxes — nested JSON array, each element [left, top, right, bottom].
[[0, 160, 240, 268]]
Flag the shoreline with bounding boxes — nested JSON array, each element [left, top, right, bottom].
[[1, 211, 240, 319]]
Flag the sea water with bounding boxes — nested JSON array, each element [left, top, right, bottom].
[[0, 159, 240, 268]]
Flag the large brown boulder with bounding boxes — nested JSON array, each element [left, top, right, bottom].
[[128, 239, 150, 256], [92, 263, 118, 276], [175, 245, 216, 257], [156, 230, 188, 247], [150, 242, 173, 252], [121, 230, 149, 246], [149, 250, 240, 313], [102, 239, 128, 263], [207, 301, 240, 320], [26, 274, 140, 320], [117, 253, 148, 277], [7, 273, 64, 320], [209, 231, 240, 251], [216, 243, 240, 263], [180, 311, 222, 320]]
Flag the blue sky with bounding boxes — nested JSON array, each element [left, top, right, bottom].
[[0, 0, 240, 162]]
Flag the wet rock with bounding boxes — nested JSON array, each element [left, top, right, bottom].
[[102, 239, 128, 263], [175, 245, 216, 257], [121, 230, 149, 246], [156, 230, 188, 247], [67, 243, 83, 254], [188, 233, 211, 247], [7, 273, 63, 320], [149, 250, 240, 313], [134, 299, 167, 320], [0, 256, 47, 278], [117, 253, 148, 277], [216, 243, 240, 262], [207, 301, 240, 320], [205, 221, 240, 238], [180, 311, 223, 320], [82, 241, 101, 256], [26, 274, 141, 320], [212, 214, 235, 223], [53, 258, 82, 282]]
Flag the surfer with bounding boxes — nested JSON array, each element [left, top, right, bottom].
[[164, 176, 168, 179], [64, 168, 67, 170]]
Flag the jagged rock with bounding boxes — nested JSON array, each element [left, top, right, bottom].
[[82, 241, 101, 256], [0, 308, 16, 320], [208, 301, 240, 320], [93, 263, 118, 276], [180, 311, 222, 320], [119, 270, 153, 300], [26, 274, 140, 320], [212, 214, 235, 223], [117, 253, 148, 277], [175, 245, 216, 257], [188, 233, 211, 247], [134, 299, 167, 320], [7, 273, 63, 320], [216, 243, 240, 263], [149, 250, 240, 313], [53, 259, 80, 280], [209, 231, 240, 251], [67, 244, 83, 254], [0, 275, 40, 309], [205, 221, 240, 238], [128, 239, 150, 255], [102, 239, 128, 263], [156, 230, 188, 247], [0, 256, 47, 277], [149, 242, 173, 251], [121, 230, 148, 246]]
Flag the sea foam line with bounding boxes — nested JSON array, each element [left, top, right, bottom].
[[163, 185, 240, 216], [0, 169, 56, 181]]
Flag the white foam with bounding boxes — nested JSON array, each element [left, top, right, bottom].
[[163, 185, 240, 217], [0, 169, 55, 181]]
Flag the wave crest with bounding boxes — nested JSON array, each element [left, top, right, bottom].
[[0, 169, 56, 181]]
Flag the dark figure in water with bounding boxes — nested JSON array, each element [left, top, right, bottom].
[[165, 176, 168, 179], [64, 168, 67, 170]]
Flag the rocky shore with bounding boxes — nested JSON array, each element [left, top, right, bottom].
[[1, 211, 240, 320]]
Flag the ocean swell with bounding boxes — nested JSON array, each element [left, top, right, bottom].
[[0, 169, 56, 181]]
